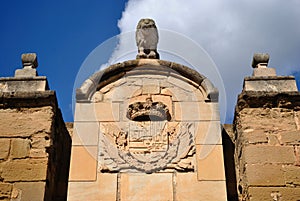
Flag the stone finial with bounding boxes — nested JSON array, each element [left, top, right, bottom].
[[22, 53, 38, 68], [251, 53, 269, 68], [15, 53, 38, 77], [136, 18, 160, 59]]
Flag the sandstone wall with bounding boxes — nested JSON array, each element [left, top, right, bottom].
[[68, 60, 227, 201], [234, 91, 300, 200], [0, 91, 71, 201]]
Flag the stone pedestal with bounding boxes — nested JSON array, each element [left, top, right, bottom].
[[0, 54, 71, 201], [234, 64, 300, 200]]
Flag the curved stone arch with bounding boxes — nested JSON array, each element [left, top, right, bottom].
[[76, 59, 218, 102]]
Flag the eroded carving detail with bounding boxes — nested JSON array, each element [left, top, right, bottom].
[[98, 122, 195, 173], [127, 98, 171, 121]]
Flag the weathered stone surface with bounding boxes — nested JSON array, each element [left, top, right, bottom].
[[0, 183, 12, 198], [120, 173, 173, 201], [72, 122, 99, 146], [196, 145, 226, 181], [237, 108, 297, 134], [11, 182, 45, 201], [74, 103, 96, 121], [30, 133, 51, 149], [21, 53, 38, 68], [252, 68, 276, 76], [68, 173, 117, 201], [0, 77, 48, 92], [10, 138, 31, 159], [251, 53, 269, 68], [235, 91, 300, 113], [242, 129, 268, 144], [74, 102, 119, 122], [69, 146, 97, 181], [243, 145, 295, 164], [245, 164, 285, 186], [248, 187, 300, 201], [142, 84, 160, 94], [14, 68, 37, 78], [280, 131, 300, 144], [0, 139, 10, 159], [244, 77, 298, 92], [283, 165, 300, 186], [2, 159, 48, 182], [176, 173, 227, 201], [0, 107, 53, 137], [195, 121, 222, 145], [174, 102, 199, 121]]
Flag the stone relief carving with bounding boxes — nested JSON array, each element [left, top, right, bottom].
[[98, 122, 195, 173], [127, 97, 171, 121]]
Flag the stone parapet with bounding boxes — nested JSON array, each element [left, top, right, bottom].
[[0, 54, 71, 201], [233, 54, 300, 200]]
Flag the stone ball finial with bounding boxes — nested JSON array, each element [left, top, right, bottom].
[[21, 53, 38, 68], [136, 18, 159, 59], [251, 53, 269, 68]]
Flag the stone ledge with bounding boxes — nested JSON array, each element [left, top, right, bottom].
[[0, 91, 57, 108], [235, 91, 300, 113]]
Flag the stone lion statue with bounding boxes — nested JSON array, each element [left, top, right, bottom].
[[136, 18, 159, 59]]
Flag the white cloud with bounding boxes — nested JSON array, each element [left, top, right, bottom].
[[113, 0, 300, 122]]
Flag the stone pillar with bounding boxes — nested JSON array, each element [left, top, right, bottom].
[[0, 53, 71, 201], [68, 59, 227, 201], [233, 53, 300, 200]]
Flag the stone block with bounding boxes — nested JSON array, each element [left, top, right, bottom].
[[283, 165, 300, 185], [0, 107, 53, 137], [11, 182, 45, 201], [160, 88, 173, 96], [0, 183, 12, 198], [244, 77, 298, 92], [176, 173, 227, 201], [280, 131, 300, 145], [72, 122, 99, 146], [14, 68, 37, 78], [142, 85, 160, 94], [120, 173, 173, 201], [167, 86, 194, 101], [105, 85, 141, 101], [74, 103, 97, 121], [0, 139, 10, 159], [195, 121, 222, 145], [245, 164, 285, 186], [29, 149, 48, 158], [74, 102, 119, 122], [30, 133, 51, 149], [243, 145, 295, 164], [2, 159, 48, 182], [10, 138, 31, 159], [248, 187, 300, 201], [68, 173, 117, 201], [167, 74, 195, 92], [243, 129, 268, 144], [0, 77, 48, 92], [196, 145, 226, 181], [69, 146, 97, 181], [175, 102, 219, 121], [252, 68, 276, 76], [94, 102, 119, 122]]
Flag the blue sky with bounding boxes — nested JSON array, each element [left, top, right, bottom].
[[1, 0, 299, 123], [0, 1, 126, 122]]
